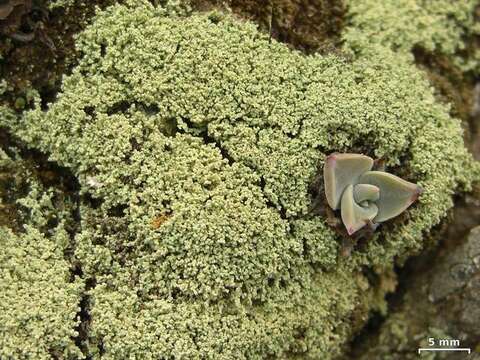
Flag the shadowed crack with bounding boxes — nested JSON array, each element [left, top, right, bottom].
[[74, 275, 96, 358]]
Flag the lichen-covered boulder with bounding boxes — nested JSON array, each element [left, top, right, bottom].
[[1, 0, 478, 358]]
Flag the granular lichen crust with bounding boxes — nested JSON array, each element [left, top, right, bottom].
[[86, 266, 362, 359], [1, 0, 478, 358], [343, 0, 480, 69], [0, 226, 84, 360], [0, 146, 84, 359], [341, 0, 480, 138], [342, 0, 480, 160]]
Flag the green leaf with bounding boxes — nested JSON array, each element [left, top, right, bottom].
[[341, 184, 379, 235], [353, 183, 380, 203], [324, 153, 374, 210], [359, 171, 422, 222]]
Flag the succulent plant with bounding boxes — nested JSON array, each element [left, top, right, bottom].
[[324, 153, 422, 235]]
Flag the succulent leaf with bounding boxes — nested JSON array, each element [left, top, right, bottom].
[[341, 184, 379, 235], [353, 183, 380, 203], [323, 153, 422, 235], [324, 153, 374, 210], [358, 171, 422, 222]]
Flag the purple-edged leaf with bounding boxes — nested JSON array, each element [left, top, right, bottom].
[[324, 153, 374, 210], [341, 184, 379, 235], [359, 171, 422, 222]]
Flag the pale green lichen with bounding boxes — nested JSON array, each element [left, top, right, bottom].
[[0, 0, 479, 358], [0, 150, 84, 360], [47, 0, 76, 10], [344, 0, 477, 54], [47, 0, 191, 17], [343, 0, 480, 74], [0, 80, 8, 95], [0, 226, 84, 360], [86, 265, 362, 359]]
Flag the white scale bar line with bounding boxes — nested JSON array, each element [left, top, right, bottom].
[[418, 348, 471, 354]]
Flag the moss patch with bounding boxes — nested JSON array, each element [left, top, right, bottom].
[[0, 137, 84, 359], [0, 226, 84, 360], [1, 1, 478, 357], [0, 0, 479, 358], [343, 0, 480, 157], [0, 0, 119, 108]]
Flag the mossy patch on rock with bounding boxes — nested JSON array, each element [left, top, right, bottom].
[[0, 0, 121, 110], [351, 226, 480, 359], [0, 142, 84, 359], [0, 226, 84, 360], [343, 0, 480, 164], [343, 0, 480, 65], [0, 0, 479, 358]]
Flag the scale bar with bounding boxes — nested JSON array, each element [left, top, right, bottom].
[[418, 348, 471, 354]]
